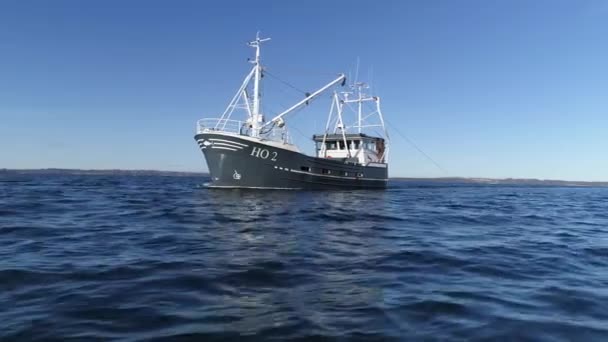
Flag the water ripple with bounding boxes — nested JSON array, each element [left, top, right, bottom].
[[1, 175, 607, 341]]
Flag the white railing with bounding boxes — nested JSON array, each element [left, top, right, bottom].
[[196, 118, 294, 146], [196, 118, 244, 135]]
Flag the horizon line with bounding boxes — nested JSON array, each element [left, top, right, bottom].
[[2, 168, 607, 184]]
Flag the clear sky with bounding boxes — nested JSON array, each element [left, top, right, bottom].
[[1, 0, 607, 181]]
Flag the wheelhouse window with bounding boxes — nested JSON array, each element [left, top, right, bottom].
[[300, 166, 310, 172], [326, 141, 337, 150]]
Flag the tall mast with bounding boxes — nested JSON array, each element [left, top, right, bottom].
[[248, 33, 270, 137], [357, 83, 363, 133]]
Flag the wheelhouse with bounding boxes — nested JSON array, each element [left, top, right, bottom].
[[313, 133, 387, 165]]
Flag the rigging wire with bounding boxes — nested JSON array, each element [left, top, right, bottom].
[[262, 69, 367, 144], [262, 69, 325, 122], [264, 75, 336, 129], [308, 70, 445, 174], [357, 96, 447, 174], [263, 72, 446, 174], [264, 70, 307, 95], [261, 102, 313, 142], [288, 122, 313, 142], [385, 118, 448, 175]]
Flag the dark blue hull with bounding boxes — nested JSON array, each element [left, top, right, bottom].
[[195, 133, 388, 189]]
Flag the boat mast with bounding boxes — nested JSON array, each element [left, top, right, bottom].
[[248, 33, 270, 137], [357, 83, 364, 133]]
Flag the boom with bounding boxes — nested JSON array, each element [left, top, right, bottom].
[[261, 74, 346, 129]]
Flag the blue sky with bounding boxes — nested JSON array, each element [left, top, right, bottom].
[[1, 0, 607, 181]]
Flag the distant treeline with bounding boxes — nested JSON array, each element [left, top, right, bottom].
[[392, 177, 608, 187], [1, 168, 208, 177], [2, 169, 606, 186]]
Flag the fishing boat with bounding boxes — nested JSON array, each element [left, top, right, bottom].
[[194, 34, 389, 189]]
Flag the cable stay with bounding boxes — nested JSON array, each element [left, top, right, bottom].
[[385, 119, 448, 174], [264, 70, 307, 95]]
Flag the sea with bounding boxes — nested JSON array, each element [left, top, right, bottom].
[[1, 174, 607, 341]]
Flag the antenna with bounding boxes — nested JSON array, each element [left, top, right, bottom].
[[247, 32, 271, 137], [354, 56, 360, 87], [368, 65, 374, 91], [248, 31, 271, 47]]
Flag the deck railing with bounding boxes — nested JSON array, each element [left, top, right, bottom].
[[196, 118, 244, 135], [196, 118, 293, 145]]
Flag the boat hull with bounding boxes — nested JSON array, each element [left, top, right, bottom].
[[194, 133, 388, 189]]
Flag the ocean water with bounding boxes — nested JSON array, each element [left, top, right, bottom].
[[1, 174, 607, 341]]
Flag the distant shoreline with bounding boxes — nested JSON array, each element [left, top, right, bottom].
[[2, 168, 607, 186], [390, 177, 608, 187], [1, 168, 207, 177]]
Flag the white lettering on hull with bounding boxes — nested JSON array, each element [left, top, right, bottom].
[[250, 147, 278, 162]]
